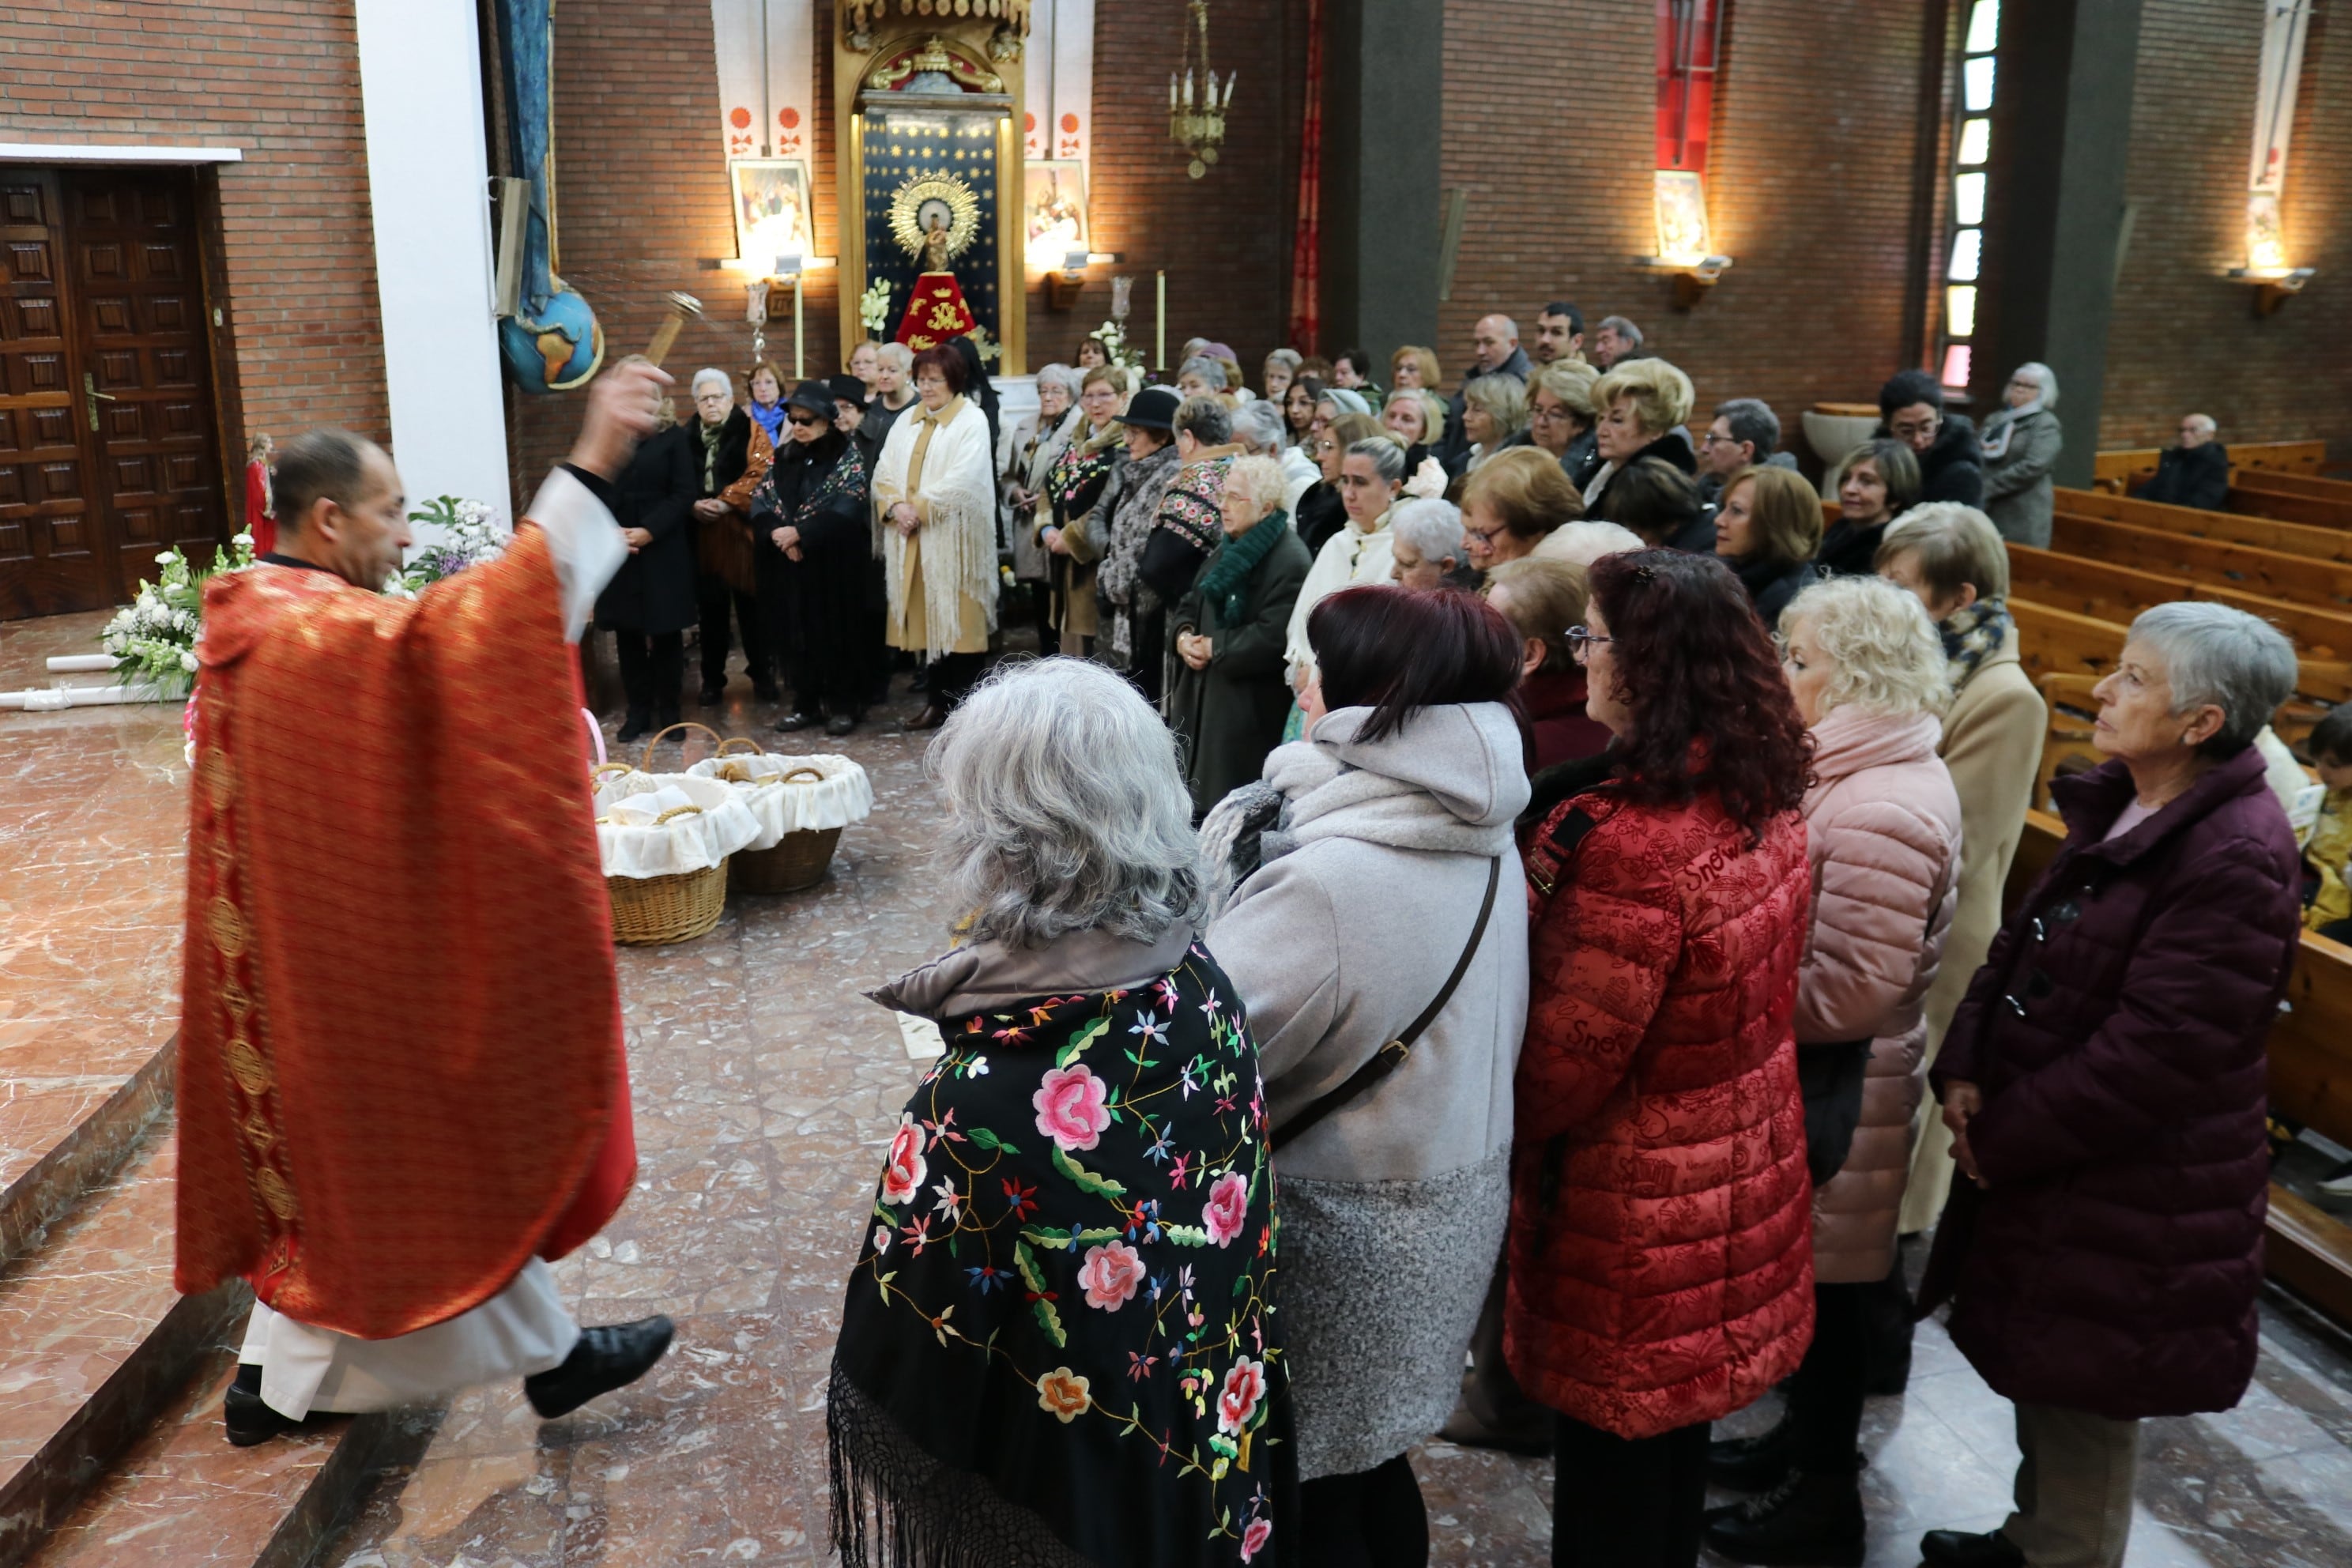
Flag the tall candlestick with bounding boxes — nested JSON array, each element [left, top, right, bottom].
[[1156, 271, 1166, 371], [1170, 74, 1178, 111], [793, 277, 805, 379]]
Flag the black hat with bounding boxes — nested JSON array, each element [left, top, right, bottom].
[[826, 374, 869, 406], [1123, 386, 1182, 432], [786, 380, 838, 420]]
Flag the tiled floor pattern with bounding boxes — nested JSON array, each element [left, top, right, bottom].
[[6, 612, 2352, 1565]]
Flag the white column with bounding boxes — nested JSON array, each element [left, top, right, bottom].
[[352, 0, 512, 520]]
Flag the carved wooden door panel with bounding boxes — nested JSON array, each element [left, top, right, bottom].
[[66, 169, 226, 601], [0, 170, 104, 620]]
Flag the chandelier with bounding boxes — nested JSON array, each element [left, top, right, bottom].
[[1168, 0, 1234, 179]]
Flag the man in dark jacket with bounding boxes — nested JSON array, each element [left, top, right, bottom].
[[2134, 413, 2230, 511], [1878, 369, 1984, 507], [1437, 313, 1533, 468], [1916, 601, 2301, 1568]]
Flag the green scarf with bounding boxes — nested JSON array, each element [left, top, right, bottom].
[[1195, 509, 1291, 628]]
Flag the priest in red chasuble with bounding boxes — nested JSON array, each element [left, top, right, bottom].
[[175, 364, 679, 1446]]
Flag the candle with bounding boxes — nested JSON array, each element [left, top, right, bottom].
[[1156, 271, 1166, 371], [1183, 69, 1193, 109], [1224, 71, 1238, 109], [1170, 74, 1178, 111]]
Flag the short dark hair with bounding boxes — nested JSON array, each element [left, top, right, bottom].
[[910, 344, 967, 394], [273, 428, 379, 533], [1333, 348, 1374, 378], [1604, 458, 1702, 548], [2312, 703, 2352, 766], [1308, 584, 1522, 744], [1540, 301, 1585, 336], [1713, 398, 1781, 460], [1879, 368, 1945, 421], [1587, 549, 1813, 836], [1174, 394, 1232, 445]]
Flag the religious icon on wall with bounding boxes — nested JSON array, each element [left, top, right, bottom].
[[1022, 160, 1088, 270], [1652, 169, 1713, 264], [730, 158, 813, 270]]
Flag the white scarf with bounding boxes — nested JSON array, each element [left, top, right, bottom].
[[1981, 399, 2043, 461], [871, 398, 1000, 660]]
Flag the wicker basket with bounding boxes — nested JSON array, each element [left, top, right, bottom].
[[730, 760, 844, 893], [604, 804, 729, 944]]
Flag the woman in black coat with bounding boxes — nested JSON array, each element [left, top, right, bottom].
[[752, 382, 874, 737], [597, 416, 701, 741], [1713, 465, 1822, 629]]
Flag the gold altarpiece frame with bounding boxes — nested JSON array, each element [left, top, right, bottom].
[[834, 12, 1031, 374]]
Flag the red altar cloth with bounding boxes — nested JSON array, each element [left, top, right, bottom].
[[895, 271, 977, 351], [174, 528, 634, 1340]]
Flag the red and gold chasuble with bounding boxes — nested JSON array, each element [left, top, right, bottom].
[[175, 528, 635, 1340]]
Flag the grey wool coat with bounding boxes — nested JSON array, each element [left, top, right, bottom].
[[1204, 702, 1531, 1479], [1979, 405, 2064, 547]]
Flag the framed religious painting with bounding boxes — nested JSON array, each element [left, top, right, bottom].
[[730, 157, 814, 271], [1022, 159, 1087, 270]]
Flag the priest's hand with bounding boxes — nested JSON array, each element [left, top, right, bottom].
[[567, 360, 671, 481]]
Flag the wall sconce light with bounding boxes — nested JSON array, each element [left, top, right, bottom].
[[1043, 249, 1125, 312], [1637, 252, 1736, 310], [718, 251, 837, 375], [2225, 264, 2316, 316]]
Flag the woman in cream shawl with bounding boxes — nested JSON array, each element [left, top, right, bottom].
[[873, 343, 1001, 729]]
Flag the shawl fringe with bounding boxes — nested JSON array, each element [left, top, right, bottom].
[[874, 401, 1001, 662], [827, 1362, 1093, 1568]]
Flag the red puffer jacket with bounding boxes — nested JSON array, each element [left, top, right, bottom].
[[1503, 783, 1816, 1439]]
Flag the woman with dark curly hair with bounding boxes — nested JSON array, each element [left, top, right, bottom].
[[1506, 548, 1818, 1567]]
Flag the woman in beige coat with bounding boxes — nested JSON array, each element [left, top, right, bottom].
[[1706, 575, 1961, 1566], [1876, 503, 2048, 1242]]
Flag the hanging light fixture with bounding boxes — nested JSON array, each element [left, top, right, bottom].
[[1169, 0, 1234, 179]]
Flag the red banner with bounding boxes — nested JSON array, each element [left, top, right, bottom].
[[1287, 0, 1325, 356], [1655, 0, 1722, 173]]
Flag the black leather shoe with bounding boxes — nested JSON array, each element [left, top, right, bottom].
[[1920, 1528, 2026, 1568], [1709, 1415, 1796, 1489], [773, 710, 821, 733], [616, 710, 651, 744], [904, 702, 950, 731], [1703, 1467, 1864, 1565], [223, 1366, 302, 1446], [824, 713, 858, 737], [524, 1315, 675, 1419]]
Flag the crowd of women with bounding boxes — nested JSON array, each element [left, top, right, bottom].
[[802, 326, 2311, 1568]]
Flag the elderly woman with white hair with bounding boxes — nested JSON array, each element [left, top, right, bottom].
[[685, 365, 781, 704], [1167, 454, 1315, 815], [1263, 346, 1302, 404], [1978, 362, 2064, 547], [1915, 601, 2301, 1568], [1234, 397, 1317, 517], [855, 341, 918, 469], [831, 658, 1294, 1568], [1175, 354, 1231, 405], [1003, 363, 1085, 652], [1388, 497, 1467, 590], [1705, 576, 1962, 1565], [1448, 373, 1532, 479]]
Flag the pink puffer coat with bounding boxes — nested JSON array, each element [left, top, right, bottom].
[[1796, 706, 1962, 1283]]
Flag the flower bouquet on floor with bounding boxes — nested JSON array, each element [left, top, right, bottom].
[[99, 534, 256, 699]]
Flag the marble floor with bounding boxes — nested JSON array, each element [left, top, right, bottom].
[[7, 612, 2352, 1566]]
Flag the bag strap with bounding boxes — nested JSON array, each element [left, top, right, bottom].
[[1270, 855, 1502, 1152]]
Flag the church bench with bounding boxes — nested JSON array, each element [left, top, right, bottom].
[[2008, 544, 2352, 663], [2090, 439, 2328, 496], [2048, 514, 2352, 611], [2229, 472, 2352, 531], [2006, 812, 2352, 1328], [2010, 590, 2350, 708], [2231, 468, 2352, 505], [2054, 487, 2352, 566]]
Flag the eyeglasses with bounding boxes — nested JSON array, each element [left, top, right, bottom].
[[1565, 626, 1614, 661]]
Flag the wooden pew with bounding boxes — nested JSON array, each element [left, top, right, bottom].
[[2232, 469, 2352, 505], [2007, 545, 2352, 663], [2231, 470, 2352, 532], [2054, 487, 2352, 566], [2009, 590, 2345, 719], [2090, 439, 2327, 496], [2004, 811, 2352, 1325], [2048, 514, 2352, 611]]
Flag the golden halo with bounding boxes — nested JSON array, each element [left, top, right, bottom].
[[888, 172, 981, 263]]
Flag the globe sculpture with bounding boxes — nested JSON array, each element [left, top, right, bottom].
[[499, 286, 605, 394]]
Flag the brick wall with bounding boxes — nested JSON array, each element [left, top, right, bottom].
[[1436, 0, 1941, 460], [2101, 0, 2352, 456], [0, 0, 389, 451]]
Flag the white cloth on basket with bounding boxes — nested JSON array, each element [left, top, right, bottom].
[[594, 772, 763, 877], [684, 752, 875, 849]]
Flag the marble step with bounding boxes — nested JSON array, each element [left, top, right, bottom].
[[20, 1348, 430, 1568], [0, 1039, 173, 1276], [0, 1130, 249, 1568]]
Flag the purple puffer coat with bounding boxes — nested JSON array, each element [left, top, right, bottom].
[[1917, 745, 2299, 1420]]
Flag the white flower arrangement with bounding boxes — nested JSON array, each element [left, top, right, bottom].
[[1087, 318, 1145, 371], [394, 496, 507, 596], [858, 278, 895, 340], [98, 534, 255, 699]]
